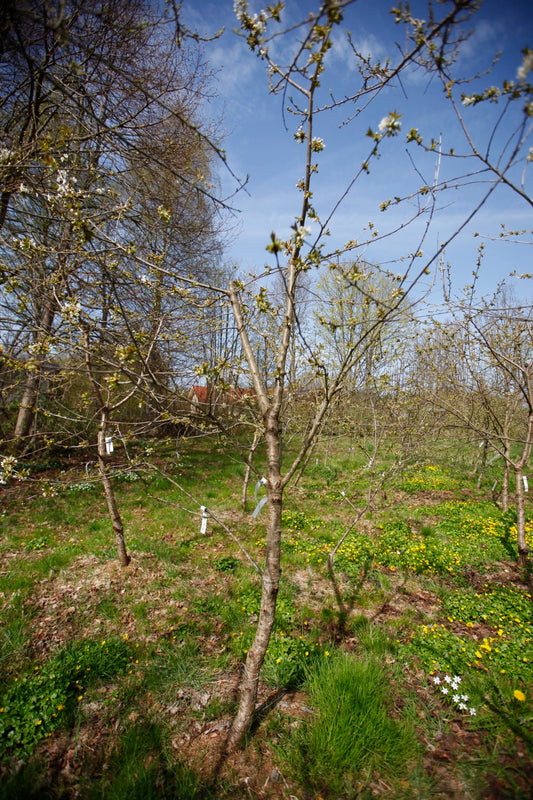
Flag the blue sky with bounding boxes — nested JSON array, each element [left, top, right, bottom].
[[182, 0, 532, 303]]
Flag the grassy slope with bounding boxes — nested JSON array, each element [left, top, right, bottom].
[[0, 435, 531, 799]]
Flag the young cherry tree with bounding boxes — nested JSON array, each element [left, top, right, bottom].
[[221, 0, 525, 748], [469, 299, 533, 570], [425, 281, 533, 569]]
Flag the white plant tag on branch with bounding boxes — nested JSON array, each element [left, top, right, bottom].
[[252, 477, 268, 518], [105, 435, 114, 455], [523, 476, 529, 492], [200, 506, 208, 534]]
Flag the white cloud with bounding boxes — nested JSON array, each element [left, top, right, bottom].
[[209, 38, 261, 98], [328, 28, 388, 72], [458, 18, 501, 64]]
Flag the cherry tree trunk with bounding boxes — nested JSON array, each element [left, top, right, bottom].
[[514, 468, 530, 570], [14, 372, 41, 441], [97, 424, 130, 568], [14, 301, 55, 442], [227, 483, 281, 749], [228, 408, 283, 749], [501, 440, 511, 512]]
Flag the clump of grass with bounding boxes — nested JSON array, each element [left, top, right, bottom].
[[281, 652, 416, 797], [0, 637, 132, 760], [213, 555, 240, 572]]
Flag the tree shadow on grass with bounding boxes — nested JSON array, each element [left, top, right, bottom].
[[0, 721, 232, 800], [326, 555, 372, 638]]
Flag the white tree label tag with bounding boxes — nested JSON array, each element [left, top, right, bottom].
[[252, 477, 268, 518], [105, 435, 114, 454], [200, 506, 208, 534], [523, 476, 529, 492]]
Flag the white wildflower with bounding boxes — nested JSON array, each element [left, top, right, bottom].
[[469, 708, 477, 716], [433, 676, 441, 685]]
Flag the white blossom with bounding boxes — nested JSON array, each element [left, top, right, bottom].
[[517, 51, 533, 82], [311, 137, 325, 152], [294, 225, 311, 246], [377, 112, 402, 136], [60, 297, 82, 322], [0, 455, 27, 484], [0, 455, 17, 484]]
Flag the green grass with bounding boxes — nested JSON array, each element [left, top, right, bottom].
[[280, 651, 417, 797], [85, 722, 220, 800], [0, 432, 531, 797]]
